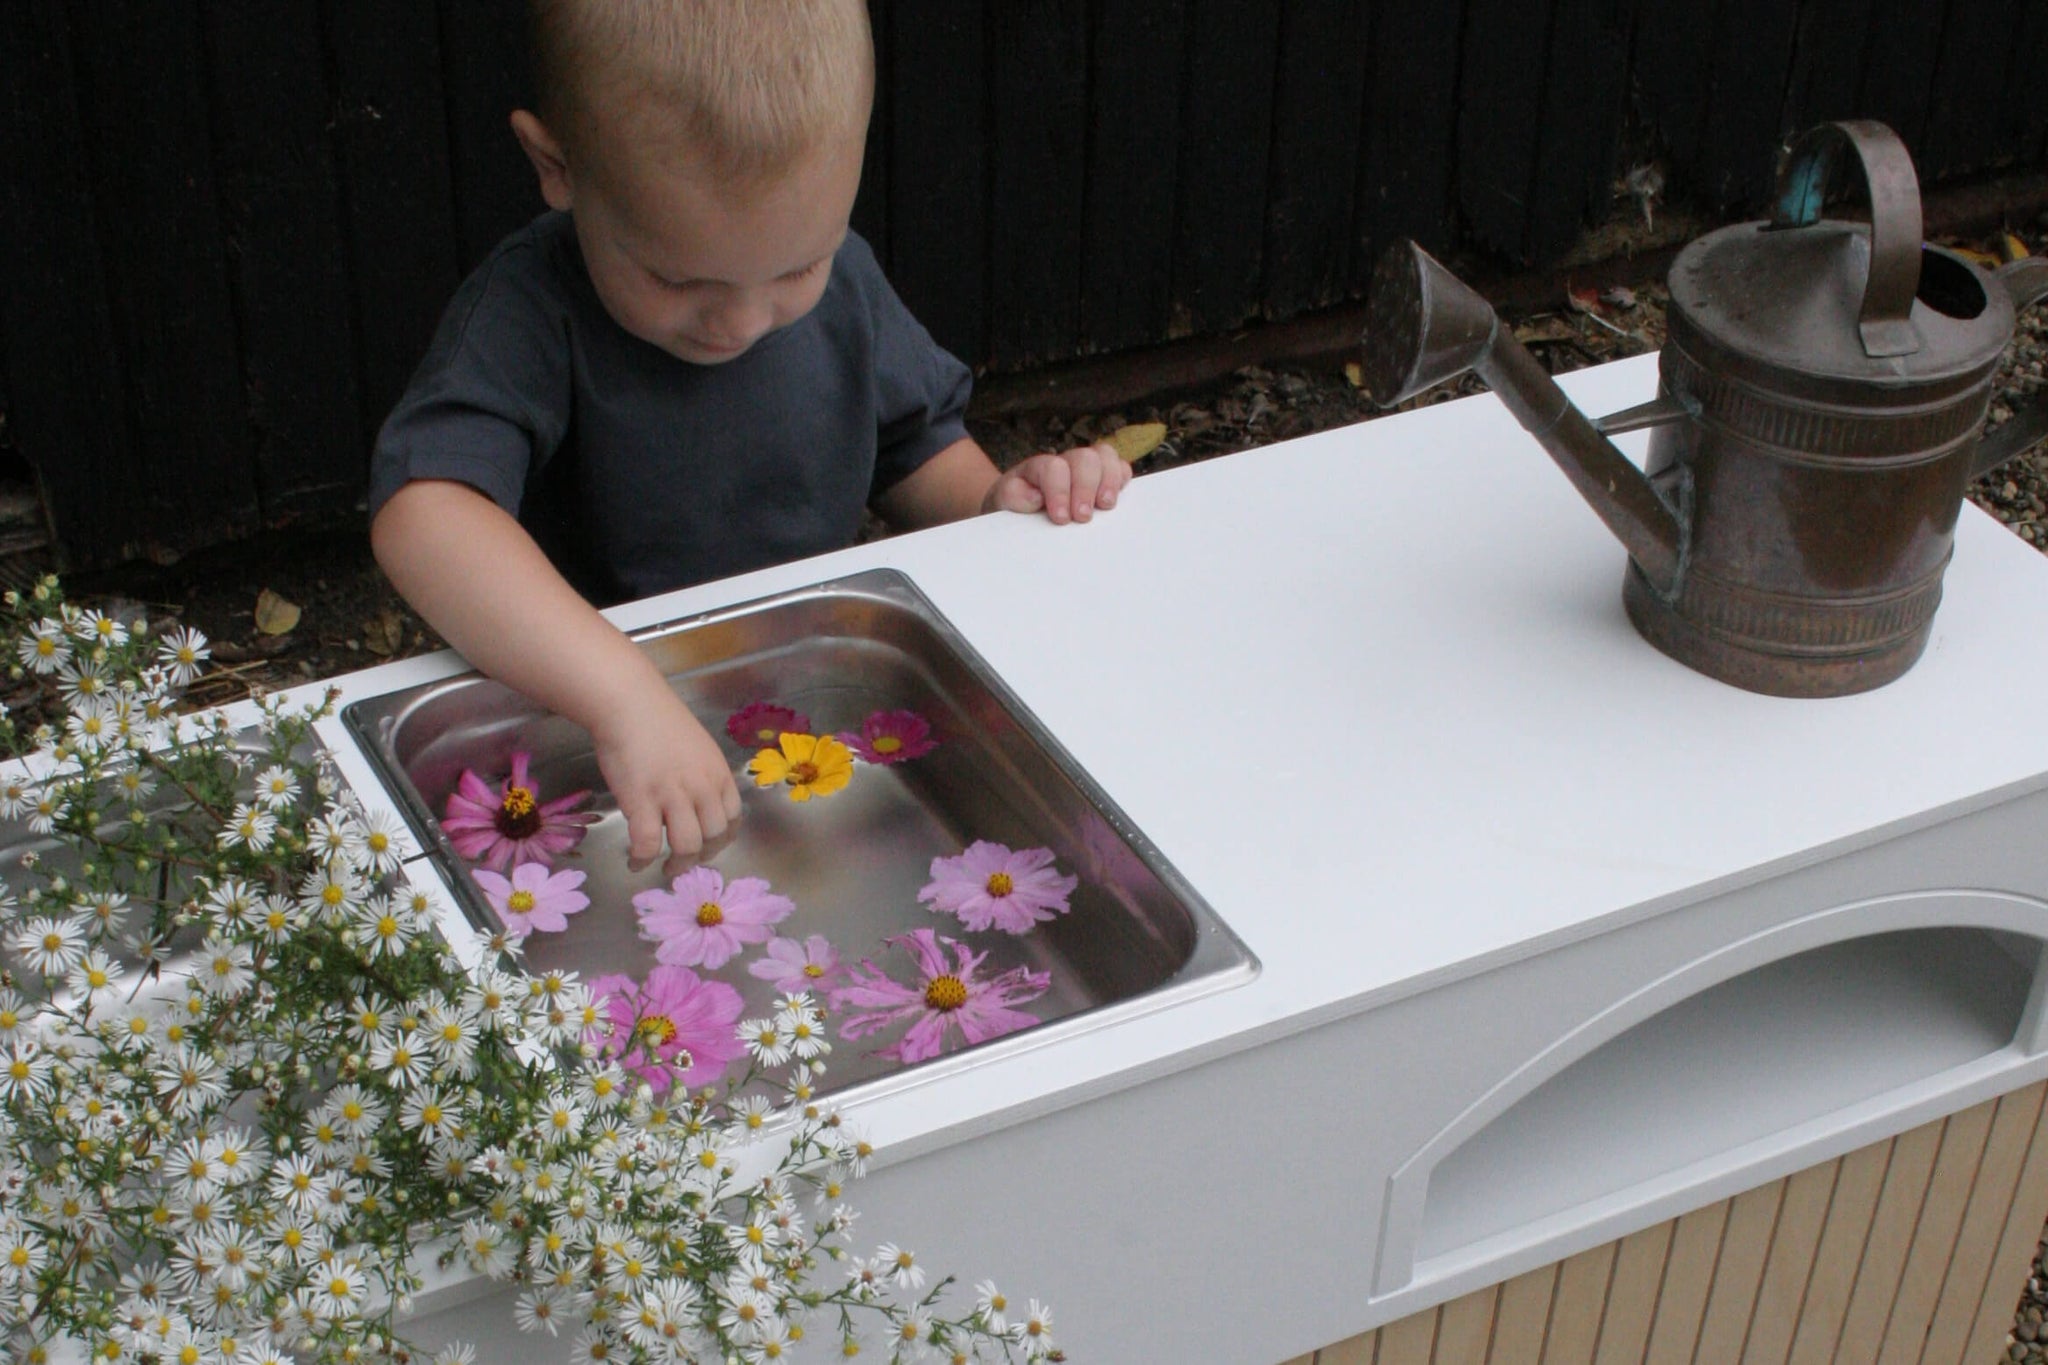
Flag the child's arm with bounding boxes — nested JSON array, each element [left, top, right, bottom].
[[371, 479, 741, 864], [875, 435, 1131, 529]]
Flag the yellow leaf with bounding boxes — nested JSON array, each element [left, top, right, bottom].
[[1953, 245, 2002, 268], [1343, 360, 1365, 389], [362, 610, 403, 657], [1105, 422, 1167, 463], [253, 589, 301, 636], [2004, 231, 2032, 262]]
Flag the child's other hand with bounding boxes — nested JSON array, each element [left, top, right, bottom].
[[982, 441, 1132, 524], [590, 684, 741, 871]]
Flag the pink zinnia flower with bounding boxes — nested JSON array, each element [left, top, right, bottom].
[[472, 862, 589, 939], [586, 965, 746, 1094], [918, 841, 1078, 934], [835, 709, 938, 765], [441, 752, 596, 871], [725, 701, 810, 750], [747, 934, 844, 993], [633, 867, 794, 970], [829, 928, 1050, 1064]]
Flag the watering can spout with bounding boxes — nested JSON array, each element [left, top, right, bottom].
[[1362, 241, 1688, 596]]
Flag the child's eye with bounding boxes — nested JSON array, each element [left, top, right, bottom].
[[652, 273, 699, 293]]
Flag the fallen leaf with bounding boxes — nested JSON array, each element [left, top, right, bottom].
[[1953, 244, 2002, 268], [253, 589, 300, 636], [1343, 361, 1365, 389], [1513, 316, 1576, 344], [2004, 231, 2032, 262], [362, 610, 404, 657], [1600, 285, 1638, 309], [1106, 422, 1167, 463], [1565, 286, 1605, 315]]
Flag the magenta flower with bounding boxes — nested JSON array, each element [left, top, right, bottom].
[[748, 934, 845, 993], [585, 965, 746, 1094], [633, 867, 794, 970], [472, 862, 589, 939], [835, 709, 938, 765], [829, 928, 1051, 1063], [441, 752, 596, 871], [725, 701, 810, 750], [918, 841, 1079, 935]]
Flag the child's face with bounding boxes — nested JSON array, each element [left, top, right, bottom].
[[555, 132, 864, 366]]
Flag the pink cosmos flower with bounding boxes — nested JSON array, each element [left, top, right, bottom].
[[586, 965, 746, 1094], [633, 867, 794, 970], [747, 934, 845, 993], [835, 709, 939, 765], [918, 841, 1079, 935], [441, 752, 596, 871], [829, 928, 1050, 1063], [472, 862, 589, 939], [725, 701, 811, 750]]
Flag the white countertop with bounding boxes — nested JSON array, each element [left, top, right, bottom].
[[312, 353, 2048, 1163]]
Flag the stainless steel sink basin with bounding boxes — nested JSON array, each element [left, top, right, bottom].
[[343, 569, 1256, 1099]]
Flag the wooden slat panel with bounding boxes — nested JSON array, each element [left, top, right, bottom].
[[1526, 0, 1632, 265], [1921, 1083, 2048, 1363], [324, 0, 464, 445], [1354, 0, 1462, 264], [437, 0, 543, 274], [1693, 1178, 1787, 1361], [0, 0, 138, 565], [1378, 1304, 1438, 1365], [1454, 0, 1552, 263], [1836, 1119, 1947, 1361], [1786, 1137, 1895, 1365], [1962, 1076, 2048, 1364], [1695, 0, 1800, 210], [1318, 1331, 1377, 1365], [1629, 0, 1718, 185], [883, 0, 987, 365], [1438, 1283, 1500, 1364], [1260, 0, 1370, 319], [1169, 0, 1282, 337], [1877, 1099, 1998, 1364], [1541, 1242, 1617, 1364], [1593, 1220, 1674, 1365], [987, 0, 1088, 367], [1078, 0, 1185, 354], [1644, 1200, 1732, 1364], [1856, 0, 1948, 157], [1742, 1158, 1841, 1364], [1488, 1263, 1559, 1365], [1780, 0, 1876, 136], [199, 0, 365, 519], [1919, 0, 2024, 180]]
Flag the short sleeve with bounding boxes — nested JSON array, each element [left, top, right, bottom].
[[858, 244, 975, 497], [366, 232, 574, 521]]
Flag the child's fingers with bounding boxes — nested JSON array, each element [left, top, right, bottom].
[[1100, 447, 1132, 506], [721, 776, 743, 823], [1035, 458, 1073, 523], [619, 796, 668, 864], [692, 786, 730, 845], [662, 799, 705, 859], [1066, 451, 1103, 522]]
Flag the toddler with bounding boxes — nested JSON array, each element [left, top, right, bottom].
[[370, 0, 1129, 865]]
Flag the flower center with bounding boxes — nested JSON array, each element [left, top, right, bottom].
[[787, 762, 819, 786], [694, 901, 725, 927], [376, 915, 398, 938], [802, 962, 825, 978], [755, 727, 778, 743], [986, 872, 1014, 897], [639, 1014, 677, 1046], [506, 890, 536, 915], [872, 735, 902, 754], [495, 785, 541, 838], [923, 975, 969, 1011]]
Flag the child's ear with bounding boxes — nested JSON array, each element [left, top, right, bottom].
[[510, 110, 575, 211]]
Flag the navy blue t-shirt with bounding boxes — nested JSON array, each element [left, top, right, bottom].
[[368, 212, 972, 605]]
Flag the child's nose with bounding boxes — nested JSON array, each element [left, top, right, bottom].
[[703, 292, 775, 347]]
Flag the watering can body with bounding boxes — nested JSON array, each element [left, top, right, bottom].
[[1363, 121, 2047, 698]]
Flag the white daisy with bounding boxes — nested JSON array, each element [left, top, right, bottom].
[[192, 935, 254, 1000], [973, 1279, 1011, 1334], [514, 1285, 566, 1337], [1011, 1300, 1055, 1355], [298, 865, 365, 924], [13, 915, 85, 976], [17, 620, 69, 674], [155, 624, 210, 686], [0, 1045, 53, 1103], [740, 1017, 793, 1068], [217, 802, 277, 853], [460, 1217, 515, 1277], [368, 1032, 427, 1089], [73, 609, 128, 647], [399, 1086, 460, 1143], [56, 657, 108, 706], [876, 1242, 924, 1291], [65, 948, 126, 1009], [251, 765, 299, 813], [304, 810, 363, 868], [309, 1258, 365, 1320], [354, 807, 411, 876]]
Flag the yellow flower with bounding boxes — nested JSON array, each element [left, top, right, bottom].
[[748, 732, 853, 802]]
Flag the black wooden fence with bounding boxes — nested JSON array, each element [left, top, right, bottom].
[[4, 1, 2046, 567]]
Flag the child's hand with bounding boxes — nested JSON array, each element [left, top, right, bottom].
[[982, 441, 1132, 524], [589, 683, 741, 869]]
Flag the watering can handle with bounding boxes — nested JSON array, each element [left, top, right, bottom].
[[1771, 121, 1923, 359]]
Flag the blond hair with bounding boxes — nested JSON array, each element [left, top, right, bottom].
[[530, 0, 873, 186]]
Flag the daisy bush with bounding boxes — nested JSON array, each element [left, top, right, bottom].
[[0, 576, 1054, 1364]]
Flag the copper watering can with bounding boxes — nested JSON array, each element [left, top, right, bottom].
[[1362, 121, 2048, 697]]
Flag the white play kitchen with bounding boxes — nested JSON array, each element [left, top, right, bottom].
[[290, 123, 2048, 1362]]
